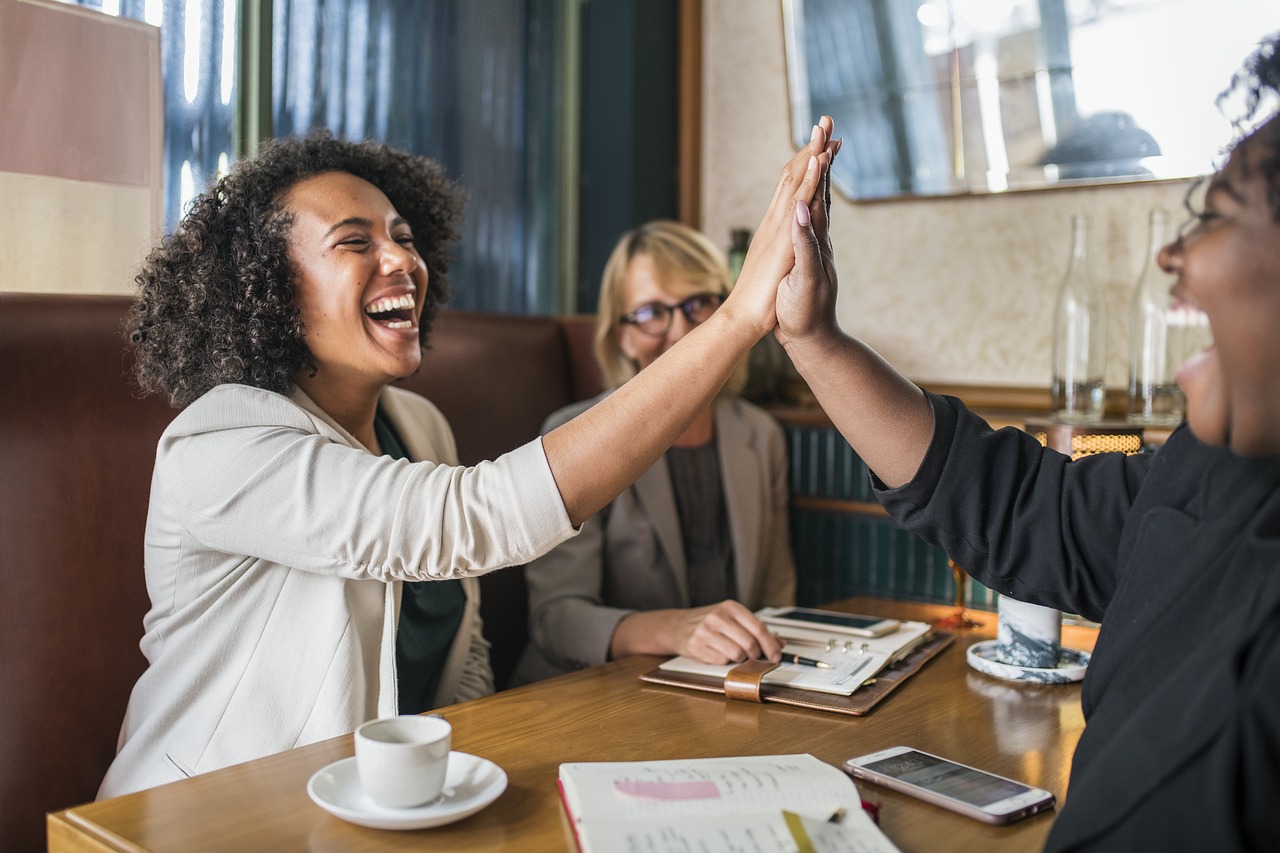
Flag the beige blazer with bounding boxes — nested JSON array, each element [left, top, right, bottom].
[[100, 383, 574, 798], [514, 395, 796, 683]]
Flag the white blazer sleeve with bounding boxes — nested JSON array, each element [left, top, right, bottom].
[[156, 385, 575, 582]]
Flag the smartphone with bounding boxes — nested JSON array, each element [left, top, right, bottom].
[[843, 747, 1056, 825], [761, 606, 900, 638]]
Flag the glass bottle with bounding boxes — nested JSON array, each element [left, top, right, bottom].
[[727, 228, 751, 283], [1051, 214, 1107, 423], [1127, 209, 1184, 425]]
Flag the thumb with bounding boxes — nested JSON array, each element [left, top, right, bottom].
[[777, 198, 825, 343]]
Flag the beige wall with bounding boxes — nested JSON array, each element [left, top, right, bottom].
[[699, 0, 1197, 392], [0, 0, 161, 295]]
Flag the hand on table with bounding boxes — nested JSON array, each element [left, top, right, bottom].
[[612, 600, 783, 665]]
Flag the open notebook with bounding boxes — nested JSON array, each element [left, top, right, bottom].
[[558, 754, 900, 853]]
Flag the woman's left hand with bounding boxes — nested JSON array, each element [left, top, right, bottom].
[[610, 600, 783, 665]]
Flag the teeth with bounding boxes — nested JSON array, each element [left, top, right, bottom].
[[1167, 304, 1209, 329], [365, 293, 416, 315], [384, 319, 413, 329]]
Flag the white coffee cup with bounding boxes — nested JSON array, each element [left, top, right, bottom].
[[996, 596, 1062, 669], [354, 715, 451, 808]]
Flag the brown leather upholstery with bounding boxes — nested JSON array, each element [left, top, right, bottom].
[[0, 293, 600, 853]]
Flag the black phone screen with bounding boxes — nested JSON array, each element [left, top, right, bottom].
[[773, 609, 885, 630]]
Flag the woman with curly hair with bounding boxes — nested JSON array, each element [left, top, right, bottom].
[[778, 36, 1280, 849], [515, 220, 797, 685], [100, 123, 837, 798]]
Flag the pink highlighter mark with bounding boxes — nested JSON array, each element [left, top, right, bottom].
[[614, 780, 721, 801]]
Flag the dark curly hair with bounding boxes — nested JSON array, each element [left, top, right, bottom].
[[126, 132, 464, 409], [1219, 31, 1280, 222]]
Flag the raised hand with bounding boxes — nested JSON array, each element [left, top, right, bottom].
[[722, 117, 835, 339], [777, 134, 840, 349]]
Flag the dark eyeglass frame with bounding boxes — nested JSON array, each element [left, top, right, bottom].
[[619, 292, 725, 337]]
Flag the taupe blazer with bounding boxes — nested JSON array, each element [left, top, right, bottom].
[[514, 394, 796, 684], [100, 383, 575, 798]]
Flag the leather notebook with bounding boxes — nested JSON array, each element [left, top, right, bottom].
[[639, 631, 954, 716]]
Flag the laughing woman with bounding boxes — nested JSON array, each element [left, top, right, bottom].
[[99, 124, 834, 798], [777, 37, 1280, 850]]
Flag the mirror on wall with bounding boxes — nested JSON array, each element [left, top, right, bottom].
[[782, 0, 1278, 201]]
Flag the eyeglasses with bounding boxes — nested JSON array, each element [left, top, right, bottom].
[[619, 292, 724, 337]]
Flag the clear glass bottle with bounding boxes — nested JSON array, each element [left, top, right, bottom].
[[1051, 214, 1107, 423], [1127, 209, 1184, 425]]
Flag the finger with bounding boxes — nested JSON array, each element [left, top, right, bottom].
[[766, 123, 827, 215], [719, 606, 784, 662], [789, 153, 823, 211], [686, 603, 769, 663], [810, 157, 834, 273], [817, 115, 834, 152], [746, 619, 783, 661], [822, 148, 833, 213], [792, 197, 822, 282], [782, 194, 824, 330]]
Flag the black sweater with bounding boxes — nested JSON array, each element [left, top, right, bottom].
[[876, 393, 1280, 851]]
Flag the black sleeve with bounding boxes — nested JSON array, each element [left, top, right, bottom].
[[873, 393, 1151, 622]]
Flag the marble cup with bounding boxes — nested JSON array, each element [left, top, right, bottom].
[[996, 596, 1062, 669], [354, 715, 451, 809]]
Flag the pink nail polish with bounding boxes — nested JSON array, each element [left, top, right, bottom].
[[796, 200, 810, 227]]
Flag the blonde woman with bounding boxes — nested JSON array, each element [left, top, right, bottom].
[[514, 221, 797, 684]]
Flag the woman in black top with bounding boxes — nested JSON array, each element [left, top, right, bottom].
[[776, 34, 1280, 851]]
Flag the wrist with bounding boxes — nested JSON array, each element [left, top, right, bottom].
[[782, 321, 844, 368], [610, 610, 671, 658], [713, 291, 772, 347]]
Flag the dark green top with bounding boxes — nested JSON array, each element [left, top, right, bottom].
[[374, 409, 466, 715]]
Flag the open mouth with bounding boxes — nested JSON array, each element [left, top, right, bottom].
[[364, 293, 416, 330], [1169, 295, 1213, 349]]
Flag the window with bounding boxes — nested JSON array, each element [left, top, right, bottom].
[[63, 0, 571, 313]]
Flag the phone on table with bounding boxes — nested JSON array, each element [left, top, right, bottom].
[[843, 747, 1056, 825], [761, 606, 900, 638]]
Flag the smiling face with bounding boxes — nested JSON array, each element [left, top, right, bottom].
[[283, 171, 428, 402], [1160, 120, 1280, 456], [616, 253, 718, 372]]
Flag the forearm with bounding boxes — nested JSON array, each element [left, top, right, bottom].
[[544, 309, 760, 526], [608, 609, 683, 658], [784, 325, 934, 490], [545, 124, 832, 527]]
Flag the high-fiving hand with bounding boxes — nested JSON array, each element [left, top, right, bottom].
[[777, 129, 841, 350], [724, 117, 836, 340]]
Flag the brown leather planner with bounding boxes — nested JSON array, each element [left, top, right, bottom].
[[639, 631, 955, 716]]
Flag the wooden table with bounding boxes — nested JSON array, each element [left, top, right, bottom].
[[49, 598, 1098, 852]]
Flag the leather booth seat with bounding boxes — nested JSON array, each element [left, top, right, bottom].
[[0, 292, 601, 853]]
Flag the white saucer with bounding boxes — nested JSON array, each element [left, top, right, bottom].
[[307, 751, 507, 830], [966, 639, 1090, 684]]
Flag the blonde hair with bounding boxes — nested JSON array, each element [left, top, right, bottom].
[[593, 220, 749, 394]]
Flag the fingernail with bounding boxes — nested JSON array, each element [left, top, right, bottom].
[[811, 124, 822, 144], [796, 199, 810, 227]]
